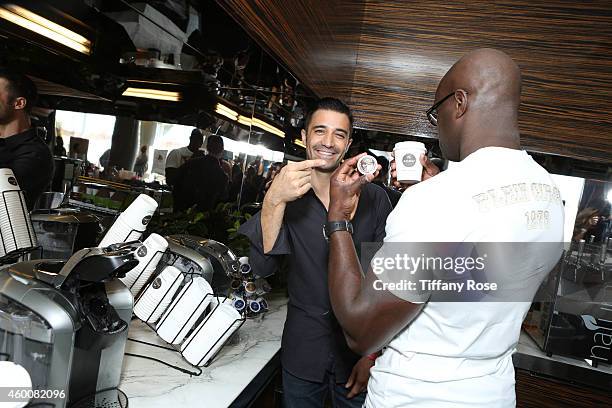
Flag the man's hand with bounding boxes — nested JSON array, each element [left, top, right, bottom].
[[265, 159, 325, 206], [345, 356, 374, 398], [390, 154, 440, 190], [328, 153, 380, 221]]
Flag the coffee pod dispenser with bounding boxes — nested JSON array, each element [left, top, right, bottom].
[[180, 303, 244, 367], [155, 277, 213, 344], [133, 270, 245, 367]]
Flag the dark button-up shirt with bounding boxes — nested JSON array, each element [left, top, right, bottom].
[[172, 155, 229, 212], [239, 183, 392, 383], [0, 128, 53, 210]]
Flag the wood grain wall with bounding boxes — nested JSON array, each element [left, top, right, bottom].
[[216, 0, 612, 163]]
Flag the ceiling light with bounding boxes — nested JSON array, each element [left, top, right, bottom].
[[251, 117, 285, 138], [237, 115, 252, 127], [215, 103, 238, 120], [122, 87, 181, 102], [215, 100, 284, 137], [0, 4, 91, 55]]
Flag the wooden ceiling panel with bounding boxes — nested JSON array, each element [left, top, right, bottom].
[[217, 0, 612, 163]]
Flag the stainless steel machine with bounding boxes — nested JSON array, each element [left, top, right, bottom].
[[0, 242, 140, 407], [162, 235, 240, 292], [30, 208, 102, 260]]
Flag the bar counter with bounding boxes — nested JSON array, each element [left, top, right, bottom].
[[119, 297, 611, 407]]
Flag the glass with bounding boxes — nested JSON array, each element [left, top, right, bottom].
[[426, 92, 456, 126]]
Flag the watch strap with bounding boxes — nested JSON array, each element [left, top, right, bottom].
[[323, 220, 353, 241]]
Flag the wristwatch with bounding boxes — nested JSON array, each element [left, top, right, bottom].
[[323, 220, 353, 242]]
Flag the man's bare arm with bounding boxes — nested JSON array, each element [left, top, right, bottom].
[[261, 159, 325, 253]]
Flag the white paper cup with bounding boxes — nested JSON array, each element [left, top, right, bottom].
[[99, 194, 158, 247], [99, 218, 135, 247], [156, 277, 213, 344], [120, 233, 169, 296], [0, 170, 37, 255], [393, 141, 427, 183], [208, 296, 229, 315], [180, 303, 242, 366], [133, 266, 183, 323], [0, 168, 20, 191], [120, 194, 158, 230]]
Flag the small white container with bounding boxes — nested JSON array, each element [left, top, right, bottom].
[[180, 303, 242, 366], [393, 141, 427, 183], [133, 266, 183, 323], [120, 233, 168, 296], [156, 277, 213, 344]]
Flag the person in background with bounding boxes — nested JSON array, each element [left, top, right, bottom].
[[133, 145, 149, 177], [172, 134, 228, 212], [239, 97, 393, 407], [258, 161, 284, 201], [228, 158, 244, 203], [240, 164, 264, 204], [53, 135, 66, 156], [371, 155, 402, 208], [165, 128, 203, 186], [0, 68, 53, 210], [99, 148, 111, 169]]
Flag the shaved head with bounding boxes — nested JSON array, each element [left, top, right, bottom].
[[434, 48, 522, 161]]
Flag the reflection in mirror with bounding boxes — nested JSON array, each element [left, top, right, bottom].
[[572, 180, 612, 244]]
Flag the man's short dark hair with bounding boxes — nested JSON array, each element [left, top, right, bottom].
[[376, 155, 389, 176], [190, 128, 203, 140], [304, 97, 353, 135], [206, 134, 224, 155], [0, 68, 38, 113]]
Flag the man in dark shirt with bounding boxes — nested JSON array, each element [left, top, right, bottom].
[[0, 68, 53, 210], [239, 98, 392, 407], [172, 134, 228, 212]]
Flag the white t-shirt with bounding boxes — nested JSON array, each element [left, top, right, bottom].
[[366, 147, 564, 408], [165, 146, 194, 169]]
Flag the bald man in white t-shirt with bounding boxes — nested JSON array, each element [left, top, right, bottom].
[[325, 49, 564, 407]]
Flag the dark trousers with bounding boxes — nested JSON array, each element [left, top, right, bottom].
[[282, 368, 366, 408]]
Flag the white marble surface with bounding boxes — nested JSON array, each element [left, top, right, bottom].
[[119, 294, 288, 408]]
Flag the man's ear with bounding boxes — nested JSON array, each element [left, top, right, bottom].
[[454, 90, 468, 119], [13, 96, 27, 111], [301, 129, 307, 145], [345, 138, 353, 154]]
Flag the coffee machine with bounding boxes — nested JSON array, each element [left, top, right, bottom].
[[0, 242, 140, 407]]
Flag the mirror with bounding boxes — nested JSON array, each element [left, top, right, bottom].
[[44, 2, 314, 247]]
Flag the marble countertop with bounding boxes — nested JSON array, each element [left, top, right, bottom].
[[118, 294, 288, 408], [118, 296, 611, 407]]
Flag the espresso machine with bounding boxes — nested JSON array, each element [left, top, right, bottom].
[[0, 242, 140, 407]]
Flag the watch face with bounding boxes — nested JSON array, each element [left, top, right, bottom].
[[357, 155, 377, 175]]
